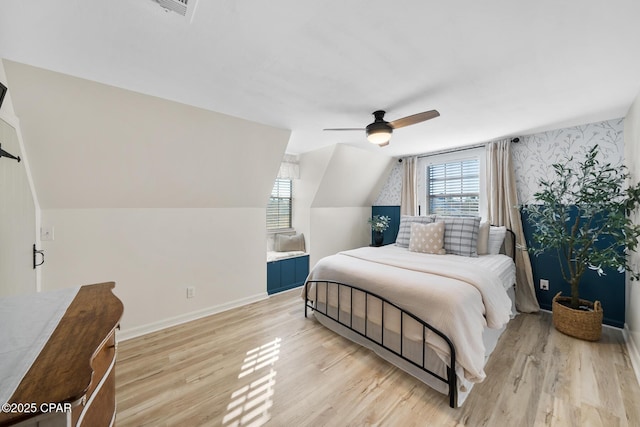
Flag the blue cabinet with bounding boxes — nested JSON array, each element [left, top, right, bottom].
[[267, 255, 309, 295]]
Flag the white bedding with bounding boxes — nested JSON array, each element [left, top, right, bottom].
[[304, 245, 514, 384], [462, 251, 516, 291]]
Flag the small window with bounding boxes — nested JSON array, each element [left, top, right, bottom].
[[427, 159, 480, 216], [267, 178, 292, 231]]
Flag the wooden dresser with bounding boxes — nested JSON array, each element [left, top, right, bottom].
[[0, 282, 124, 427]]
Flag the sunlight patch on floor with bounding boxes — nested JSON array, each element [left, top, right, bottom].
[[222, 337, 281, 427]]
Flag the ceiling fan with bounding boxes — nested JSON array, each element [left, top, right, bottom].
[[324, 109, 440, 147]]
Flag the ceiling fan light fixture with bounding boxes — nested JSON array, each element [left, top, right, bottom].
[[367, 129, 392, 145], [366, 120, 393, 145], [325, 108, 439, 148]]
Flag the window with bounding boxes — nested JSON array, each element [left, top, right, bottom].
[[427, 159, 480, 216], [267, 178, 292, 230]]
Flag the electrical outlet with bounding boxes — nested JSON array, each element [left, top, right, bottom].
[[540, 279, 549, 291], [186, 287, 195, 299]]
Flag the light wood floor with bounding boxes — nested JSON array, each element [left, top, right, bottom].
[[115, 289, 640, 426]]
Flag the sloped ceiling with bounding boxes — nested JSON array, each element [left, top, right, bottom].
[[4, 61, 290, 208], [311, 145, 393, 208], [298, 144, 393, 208], [1, 1, 639, 157]]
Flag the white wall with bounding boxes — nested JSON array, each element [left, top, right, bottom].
[[41, 208, 267, 338], [624, 91, 640, 379], [295, 144, 393, 268], [0, 63, 38, 296], [308, 207, 371, 267], [4, 60, 290, 210], [4, 60, 291, 338]]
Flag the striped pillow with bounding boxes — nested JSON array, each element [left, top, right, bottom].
[[435, 216, 481, 257], [395, 215, 435, 248]]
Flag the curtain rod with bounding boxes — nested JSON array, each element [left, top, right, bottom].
[[415, 143, 485, 159], [411, 138, 520, 160]]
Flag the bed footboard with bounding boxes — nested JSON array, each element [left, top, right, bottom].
[[304, 280, 458, 408]]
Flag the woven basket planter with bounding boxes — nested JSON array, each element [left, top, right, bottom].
[[552, 292, 602, 341]]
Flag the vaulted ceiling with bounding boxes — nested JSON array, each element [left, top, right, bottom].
[[1, 1, 639, 157]]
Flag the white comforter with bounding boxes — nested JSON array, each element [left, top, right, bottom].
[[304, 245, 513, 383]]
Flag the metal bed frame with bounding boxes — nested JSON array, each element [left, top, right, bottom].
[[304, 280, 459, 407], [303, 228, 516, 409]]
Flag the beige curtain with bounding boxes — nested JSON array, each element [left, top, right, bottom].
[[401, 156, 417, 216], [486, 140, 540, 313]]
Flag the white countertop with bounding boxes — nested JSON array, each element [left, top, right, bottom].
[[0, 287, 79, 406]]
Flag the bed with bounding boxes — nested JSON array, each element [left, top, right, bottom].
[[302, 217, 516, 408]]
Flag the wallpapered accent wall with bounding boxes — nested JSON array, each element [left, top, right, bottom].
[[513, 118, 624, 203], [373, 160, 402, 206], [373, 118, 625, 206]]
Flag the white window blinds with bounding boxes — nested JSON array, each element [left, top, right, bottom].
[[267, 178, 292, 230], [428, 159, 480, 216]]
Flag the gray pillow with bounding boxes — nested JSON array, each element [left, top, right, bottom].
[[275, 233, 305, 252], [395, 215, 435, 248], [435, 216, 481, 257]]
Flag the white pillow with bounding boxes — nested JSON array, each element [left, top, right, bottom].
[[408, 222, 446, 255], [275, 233, 305, 252], [477, 221, 490, 255], [488, 226, 506, 255]]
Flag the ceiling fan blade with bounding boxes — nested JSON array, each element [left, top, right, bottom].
[[389, 110, 440, 129], [323, 128, 365, 131]]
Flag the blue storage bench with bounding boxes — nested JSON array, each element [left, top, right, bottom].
[[267, 253, 309, 295]]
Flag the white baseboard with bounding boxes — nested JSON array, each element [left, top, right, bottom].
[[117, 292, 268, 342], [623, 324, 640, 386]]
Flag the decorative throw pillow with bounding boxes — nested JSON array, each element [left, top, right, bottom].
[[275, 233, 305, 252], [435, 215, 481, 257], [396, 215, 436, 248], [488, 226, 506, 255], [477, 221, 490, 255], [408, 222, 446, 255]]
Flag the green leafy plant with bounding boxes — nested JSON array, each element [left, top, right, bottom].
[[523, 145, 640, 309], [368, 215, 391, 232]]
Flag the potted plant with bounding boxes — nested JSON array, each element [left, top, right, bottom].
[[368, 215, 391, 247], [523, 145, 640, 340]]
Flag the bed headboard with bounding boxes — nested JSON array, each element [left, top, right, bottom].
[[501, 228, 516, 261]]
